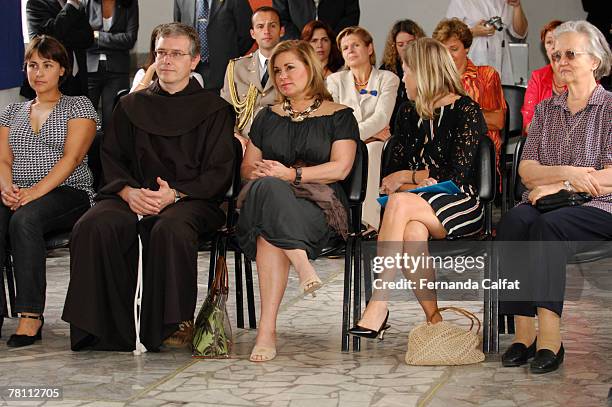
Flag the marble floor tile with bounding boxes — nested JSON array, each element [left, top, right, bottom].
[[1, 250, 610, 406]]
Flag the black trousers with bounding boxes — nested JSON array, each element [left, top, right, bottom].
[[497, 204, 612, 317], [0, 186, 90, 314], [87, 61, 129, 132]]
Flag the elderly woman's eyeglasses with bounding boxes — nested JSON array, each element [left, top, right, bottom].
[[551, 50, 589, 63], [154, 50, 191, 60]]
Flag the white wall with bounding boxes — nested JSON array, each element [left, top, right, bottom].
[[20, 0, 589, 72], [360, 0, 587, 73]]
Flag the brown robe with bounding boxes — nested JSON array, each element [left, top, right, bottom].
[[62, 79, 236, 352]]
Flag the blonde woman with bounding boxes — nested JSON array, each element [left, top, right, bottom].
[[237, 40, 358, 362], [326, 26, 400, 235], [349, 38, 486, 338]]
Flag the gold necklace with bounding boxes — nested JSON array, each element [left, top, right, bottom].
[[283, 98, 322, 122]]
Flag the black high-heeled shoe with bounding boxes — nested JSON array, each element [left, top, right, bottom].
[[348, 310, 390, 340], [7, 315, 44, 348]]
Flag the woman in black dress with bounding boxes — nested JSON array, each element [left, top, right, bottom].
[[349, 38, 486, 339], [237, 40, 359, 362]]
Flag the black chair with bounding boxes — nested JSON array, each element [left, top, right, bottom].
[[356, 135, 499, 352], [501, 85, 526, 214], [495, 137, 612, 341]]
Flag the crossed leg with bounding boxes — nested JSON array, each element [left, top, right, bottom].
[[358, 192, 447, 330]]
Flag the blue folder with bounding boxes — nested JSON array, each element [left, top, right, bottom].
[[377, 180, 461, 207]]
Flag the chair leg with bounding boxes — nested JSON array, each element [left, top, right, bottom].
[[362, 243, 373, 303], [5, 254, 16, 317], [352, 236, 362, 352], [341, 236, 354, 352], [244, 255, 257, 329], [506, 315, 515, 334], [234, 249, 245, 329]]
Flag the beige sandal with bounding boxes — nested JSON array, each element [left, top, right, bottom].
[[249, 345, 277, 362], [299, 275, 322, 297]]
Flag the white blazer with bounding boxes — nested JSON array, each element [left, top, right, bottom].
[[326, 67, 400, 141]]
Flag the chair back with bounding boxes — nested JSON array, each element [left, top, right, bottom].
[[226, 137, 243, 200], [512, 136, 527, 203], [340, 140, 368, 204], [502, 85, 526, 137], [476, 136, 496, 203]]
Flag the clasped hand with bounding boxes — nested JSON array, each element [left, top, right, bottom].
[[252, 160, 295, 182], [122, 177, 176, 216], [1, 184, 43, 210]]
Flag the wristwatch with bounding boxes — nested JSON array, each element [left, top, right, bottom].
[[563, 180, 573, 192], [173, 189, 181, 203], [293, 167, 302, 185]]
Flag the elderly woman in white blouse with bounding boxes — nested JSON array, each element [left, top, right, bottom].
[[326, 26, 400, 234]]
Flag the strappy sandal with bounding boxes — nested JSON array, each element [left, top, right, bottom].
[[249, 345, 277, 362], [299, 275, 322, 297]]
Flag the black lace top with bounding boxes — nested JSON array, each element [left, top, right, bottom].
[[387, 96, 487, 196]]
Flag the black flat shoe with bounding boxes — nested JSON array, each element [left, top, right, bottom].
[[361, 230, 378, 241], [501, 339, 537, 367], [7, 315, 44, 348], [348, 310, 390, 340], [530, 344, 564, 374]]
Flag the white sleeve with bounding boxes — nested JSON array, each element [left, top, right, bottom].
[[357, 72, 400, 141], [446, 0, 471, 25], [130, 69, 145, 92]]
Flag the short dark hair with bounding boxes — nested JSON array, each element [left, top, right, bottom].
[[24, 35, 71, 83], [252, 6, 281, 28], [156, 22, 201, 57]]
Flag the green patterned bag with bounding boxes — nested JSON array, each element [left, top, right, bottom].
[[192, 255, 232, 358]]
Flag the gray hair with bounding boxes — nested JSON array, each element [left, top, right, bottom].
[[156, 22, 201, 58], [554, 20, 611, 81]]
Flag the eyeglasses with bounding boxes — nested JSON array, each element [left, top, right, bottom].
[[550, 50, 589, 63], [154, 50, 191, 60]]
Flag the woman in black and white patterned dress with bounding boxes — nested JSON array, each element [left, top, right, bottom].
[[0, 36, 97, 348], [349, 38, 486, 339]]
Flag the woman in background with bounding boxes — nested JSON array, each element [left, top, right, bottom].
[[521, 20, 565, 133], [301, 20, 344, 78], [84, 0, 139, 131], [327, 26, 399, 235], [380, 19, 426, 127]]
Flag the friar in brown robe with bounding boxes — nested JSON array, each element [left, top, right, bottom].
[[62, 72, 236, 351]]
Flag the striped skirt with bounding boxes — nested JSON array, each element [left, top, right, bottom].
[[417, 192, 484, 238]]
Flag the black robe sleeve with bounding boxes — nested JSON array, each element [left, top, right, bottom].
[[99, 101, 140, 195]]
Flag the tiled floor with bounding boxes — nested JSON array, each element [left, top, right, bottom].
[[0, 249, 610, 407]]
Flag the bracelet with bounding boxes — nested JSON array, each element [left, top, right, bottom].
[[138, 81, 151, 88], [293, 167, 302, 185], [411, 170, 417, 184]]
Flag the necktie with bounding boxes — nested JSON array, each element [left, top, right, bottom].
[[261, 59, 269, 88], [196, 0, 210, 62]]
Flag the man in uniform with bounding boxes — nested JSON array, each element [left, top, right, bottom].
[[221, 6, 284, 148]]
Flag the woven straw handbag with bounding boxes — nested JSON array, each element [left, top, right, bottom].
[[405, 307, 485, 366]]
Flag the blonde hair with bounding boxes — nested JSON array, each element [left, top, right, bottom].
[[336, 26, 377, 66], [401, 38, 466, 119], [381, 20, 426, 74], [269, 40, 333, 103]]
